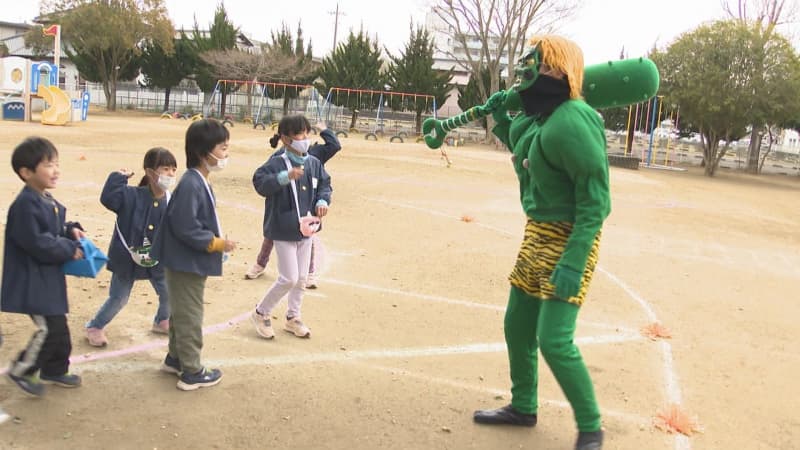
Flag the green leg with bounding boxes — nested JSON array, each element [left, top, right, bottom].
[[505, 285, 542, 415], [538, 299, 601, 432]]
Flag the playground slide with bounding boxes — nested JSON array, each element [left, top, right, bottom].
[[37, 85, 71, 125]]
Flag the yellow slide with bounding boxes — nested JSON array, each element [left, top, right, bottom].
[[37, 85, 71, 125]]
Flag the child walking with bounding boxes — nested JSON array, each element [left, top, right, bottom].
[[85, 147, 178, 347], [150, 119, 236, 391], [2, 137, 86, 396], [250, 115, 332, 339], [244, 120, 341, 288]]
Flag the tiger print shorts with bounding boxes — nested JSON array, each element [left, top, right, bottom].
[[508, 219, 601, 306]]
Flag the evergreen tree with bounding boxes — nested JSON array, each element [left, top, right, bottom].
[[268, 22, 316, 115], [188, 3, 239, 115], [140, 37, 194, 112], [385, 24, 453, 134], [318, 29, 384, 130]]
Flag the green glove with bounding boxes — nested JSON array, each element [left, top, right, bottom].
[[550, 265, 583, 299], [481, 91, 510, 126]]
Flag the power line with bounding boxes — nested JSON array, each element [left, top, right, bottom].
[[328, 3, 346, 52]]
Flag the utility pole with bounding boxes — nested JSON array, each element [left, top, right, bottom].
[[329, 3, 345, 52]]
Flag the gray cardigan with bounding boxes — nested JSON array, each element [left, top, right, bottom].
[[151, 169, 223, 276]]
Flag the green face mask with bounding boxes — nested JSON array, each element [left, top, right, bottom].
[[512, 45, 542, 92]]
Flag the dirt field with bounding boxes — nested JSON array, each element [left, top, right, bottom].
[[0, 113, 798, 450]]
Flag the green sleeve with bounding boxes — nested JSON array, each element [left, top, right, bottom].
[[543, 103, 610, 273]]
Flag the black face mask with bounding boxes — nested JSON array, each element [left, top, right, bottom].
[[518, 74, 571, 119]]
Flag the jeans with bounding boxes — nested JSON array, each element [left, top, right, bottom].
[[86, 271, 170, 329]]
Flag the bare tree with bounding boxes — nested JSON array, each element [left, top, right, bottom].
[[723, 0, 799, 173], [200, 48, 318, 119], [431, 0, 578, 137]]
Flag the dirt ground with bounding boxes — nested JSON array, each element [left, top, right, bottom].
[[0, 113, 798, 450]]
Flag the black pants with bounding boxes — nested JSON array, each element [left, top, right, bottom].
[[10, 315, 72, 378]]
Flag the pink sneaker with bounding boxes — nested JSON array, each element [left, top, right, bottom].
[[86, 327, 108, 347], [152, 319, 169, 334]]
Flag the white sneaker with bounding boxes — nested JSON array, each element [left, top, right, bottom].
[[250, 310, 275, 339], [284, 317, 311, 338], [245, 263, 266, 280], [0, 406, 10, 425]]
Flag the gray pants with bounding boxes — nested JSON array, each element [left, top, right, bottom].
[[166, 269, 206, 374], [255, 239, 313, 319]]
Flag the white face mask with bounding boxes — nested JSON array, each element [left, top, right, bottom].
[[157, 174, 176, 190], [206, 153, 229, 172], [290, 138, 311, 154]]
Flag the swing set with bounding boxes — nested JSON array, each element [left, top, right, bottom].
[[203, 79, 326, 130], [321, 87, 437, 143]]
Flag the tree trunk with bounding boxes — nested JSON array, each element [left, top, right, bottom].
[[415, 110, 422, 135], [103, 79, 117, 111], [349, 110, 358, 130], [746, 127, 762, 173], [163, 87, 172, 112], [283, 96, 291, 116], [220, 90, 228, 118]]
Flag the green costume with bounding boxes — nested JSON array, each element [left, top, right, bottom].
[[493, 96, 609, 432], [424, 35, 658, 449]]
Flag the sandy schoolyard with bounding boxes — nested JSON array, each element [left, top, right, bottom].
[[0, 113, 798, 449]]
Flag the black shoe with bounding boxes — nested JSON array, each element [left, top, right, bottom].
[[160, 354, 181, 376], [7, 372, 45, 397], [473, 404, 537, 427], [40, 372, 82, 388], [176, 367, 222, 391], [575, 430, 603, 450]]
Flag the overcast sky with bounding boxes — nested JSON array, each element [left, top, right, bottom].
[[4, 0, 797, 64]]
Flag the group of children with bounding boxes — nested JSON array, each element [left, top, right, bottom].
[[0, 114, 335, 419]]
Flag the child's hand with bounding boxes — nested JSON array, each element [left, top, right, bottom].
[[314, 121, 327, 132], [73, 247, 84, 260], [70, 227, 86, 240], [223, 239, 237, 252], [119, 169, 134, 178], [316, 204, 328, 218], [288, 167, 304, 180]]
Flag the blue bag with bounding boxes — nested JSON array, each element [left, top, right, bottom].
[[63, 238, 108, 278]]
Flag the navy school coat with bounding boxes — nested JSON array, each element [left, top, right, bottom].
[[253, 152, 332, 242], [101, 172, 168, 280], [1, 186, 81, 316], [150, 169, 223, 277]]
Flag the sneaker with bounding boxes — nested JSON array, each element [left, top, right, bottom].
[[86, 327, 108, 347], [151, 319, 170, 334], [6, 372, 44, 397], [0, 406, 10, 425], [40, 373, 82, 388], [160, 354, 181, 376], [305, 273, 317, 289], [176, 368, 222, 391], [251, 310, 275, 339], [244, 263, 266, 280], [284, 317, 311, 338]]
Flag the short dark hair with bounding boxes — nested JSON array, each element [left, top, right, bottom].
[[139, 147, 177, 186], [11, 137, 59, 181], [269, 115, 312, 148], [185, 119, 229, 168]]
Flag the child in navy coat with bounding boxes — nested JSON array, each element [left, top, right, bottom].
[[250, 115, 332, 339], [244, 121, 341, 287], [85, 147, 178, 347], [1, 137, 86, 396], [150, 119, 236, 391]]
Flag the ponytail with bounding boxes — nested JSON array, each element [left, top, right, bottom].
[[269, 133, 281, 149]]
